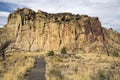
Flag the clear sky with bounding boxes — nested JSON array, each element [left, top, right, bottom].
[[0, 0, 120, 32]]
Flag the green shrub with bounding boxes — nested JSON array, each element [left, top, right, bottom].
[[112, 51, 119, 57], [91, 69, 120, 80], [50, 69, 61, 76], [54, 56, 62, 62], [97, 70, 106, 80], [49, 69, 63, 80], [47, 51, 55, 56], [61, 47, 67, 54], [91, 69, 106, 80]]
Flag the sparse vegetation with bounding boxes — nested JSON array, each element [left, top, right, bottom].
[[112, 51, 119, 57], [91, 67, 120, 80], [61, 47, 67, 54], [53, 56, 62, 62], [49, 69, 63, 80], [97, 70, 106, 80], [45, 53, 120, 80], [92, 69, 106, 80], [0, 52, 35, 80], [0, 49, 119, 80], [47, 50, 55, 56]]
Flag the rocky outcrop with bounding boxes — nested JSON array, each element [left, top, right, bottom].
[[103, 28, 120, 53], [0, 8, 120, 54]]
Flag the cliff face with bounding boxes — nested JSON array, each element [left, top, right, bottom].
[[0, 8, 120, 53], [103, 28, 120, 53]]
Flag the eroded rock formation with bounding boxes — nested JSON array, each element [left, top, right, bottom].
[[0, 8, 120, 54]]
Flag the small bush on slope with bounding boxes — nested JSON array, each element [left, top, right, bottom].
[[47, 50, 55, 56], [61, 47, 67, 54]]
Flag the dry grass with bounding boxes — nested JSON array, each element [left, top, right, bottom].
[[0, 52, 38, 80], [45, 52, 120, 80], [1, 51, 119, 80]]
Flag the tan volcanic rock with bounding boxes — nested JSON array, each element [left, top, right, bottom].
[[0, 8, 120, 54]]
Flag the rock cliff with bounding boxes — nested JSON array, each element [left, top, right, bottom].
[[0, 8, 120, 54]]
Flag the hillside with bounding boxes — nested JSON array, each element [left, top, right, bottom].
[[0, 8, 120, 80], [0, 8, 120, 55]]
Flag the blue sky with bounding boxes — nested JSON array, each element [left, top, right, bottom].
[[0, 0, 120, 32]]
